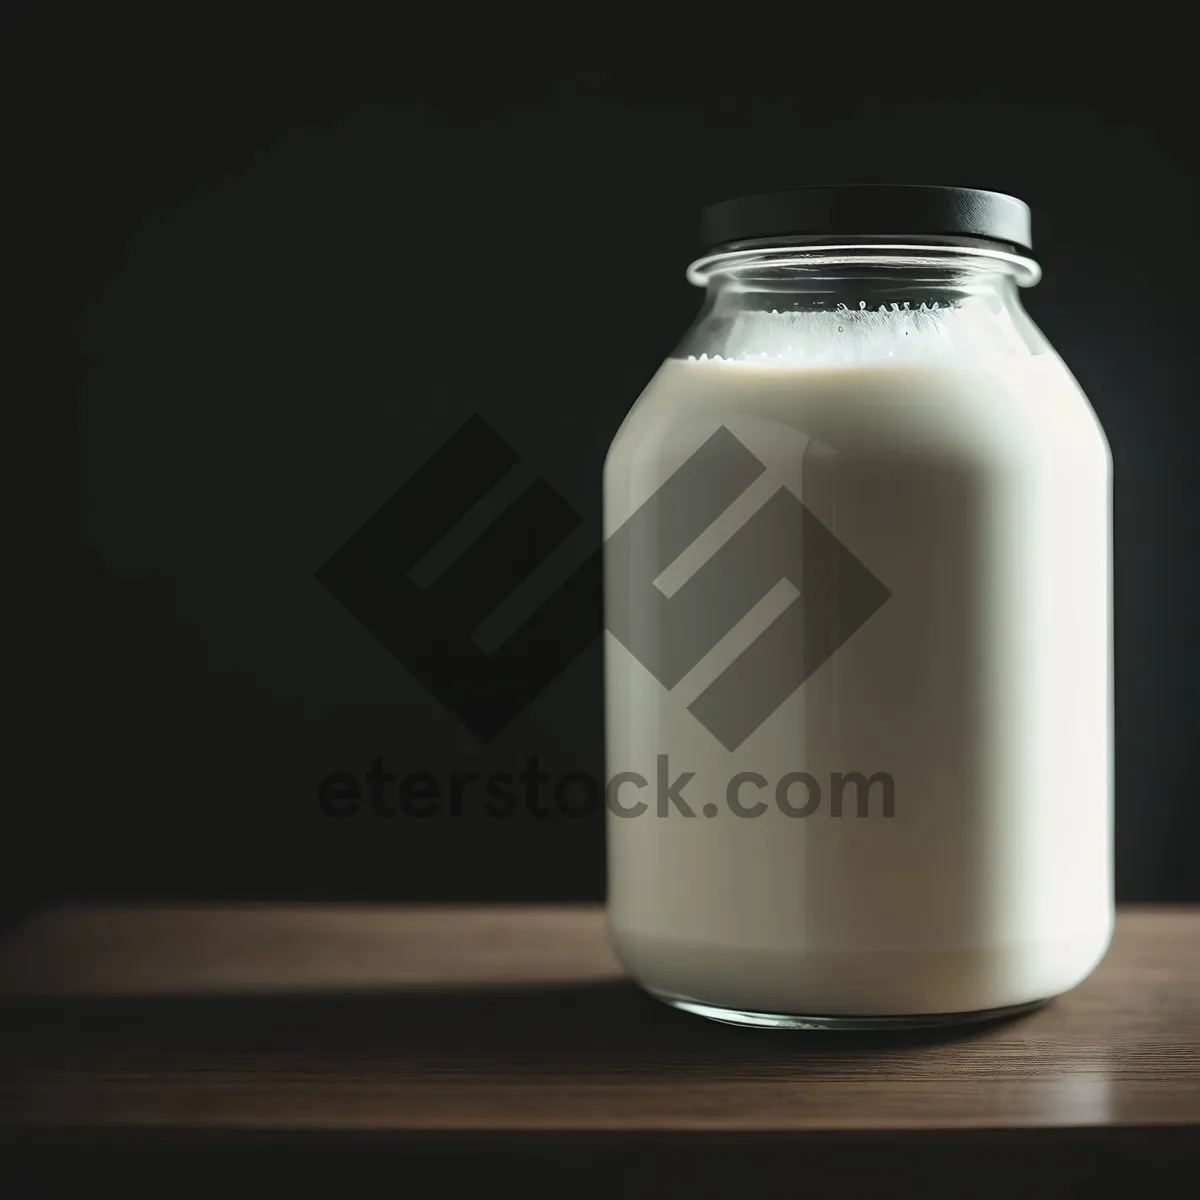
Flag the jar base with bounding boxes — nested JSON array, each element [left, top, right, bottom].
[[650, 989, 1049, 1030]]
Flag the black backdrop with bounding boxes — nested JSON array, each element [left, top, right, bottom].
[[9, 8, 1199, 904]]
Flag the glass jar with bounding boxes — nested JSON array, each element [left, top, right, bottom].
[[603, 186, 1112, 1029]]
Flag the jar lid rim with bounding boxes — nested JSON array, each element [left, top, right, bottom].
[[699, 186, 1033, 256]]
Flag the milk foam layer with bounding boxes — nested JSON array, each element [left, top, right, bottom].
[[692, 294, 1035, 367]]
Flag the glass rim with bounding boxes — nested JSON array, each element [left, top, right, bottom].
[[687, 242, 1042, 288]]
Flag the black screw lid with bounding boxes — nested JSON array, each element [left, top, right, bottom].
[[699, 185, 1033, 255]]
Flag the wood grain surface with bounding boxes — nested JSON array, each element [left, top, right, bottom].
[[1, 903, 1196, 1142]]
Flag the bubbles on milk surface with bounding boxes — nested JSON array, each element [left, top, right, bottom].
[[687, 300, 1013, 366]]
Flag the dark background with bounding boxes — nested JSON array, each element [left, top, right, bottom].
[[8, 7, 1198, 905]]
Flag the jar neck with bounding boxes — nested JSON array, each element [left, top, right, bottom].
[[688, 241, 1039, 309], [676, 242, 1048, 364]]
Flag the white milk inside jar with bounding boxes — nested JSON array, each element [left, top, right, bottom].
[[603, 185, 1112, 1028]]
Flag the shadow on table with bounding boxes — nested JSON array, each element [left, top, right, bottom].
[[0, 977, 1039, 1074]]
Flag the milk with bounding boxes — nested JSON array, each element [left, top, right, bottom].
[[604, 338, 1112, 1016]]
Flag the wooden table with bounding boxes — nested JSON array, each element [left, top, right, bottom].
[[1, 905, 1197, 1196]]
